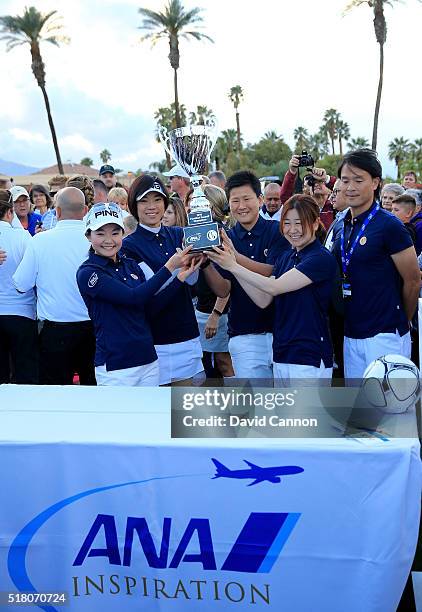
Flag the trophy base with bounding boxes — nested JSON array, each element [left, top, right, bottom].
[[183, 222, 221, 251]]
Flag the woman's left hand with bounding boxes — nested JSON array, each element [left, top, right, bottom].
[[207, 245, 236, 271]]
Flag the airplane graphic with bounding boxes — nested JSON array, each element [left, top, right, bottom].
[[211, 458, 304, 486]]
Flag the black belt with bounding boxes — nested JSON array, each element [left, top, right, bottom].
[[43, 320, 91, 327]]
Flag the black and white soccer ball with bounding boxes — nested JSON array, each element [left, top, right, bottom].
[[363, 354, 420, 414]]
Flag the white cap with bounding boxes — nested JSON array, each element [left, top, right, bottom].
[[10, 186, 29, 202], [85, 202, 125, 232], [163, 164, 190, 179]]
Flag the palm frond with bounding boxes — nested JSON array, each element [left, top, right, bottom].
[[181, 31, 213, 42]]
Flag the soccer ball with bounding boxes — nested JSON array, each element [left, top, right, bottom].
[[363, 354, 420, 414]]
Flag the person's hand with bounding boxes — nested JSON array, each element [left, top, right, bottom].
[[207, 244, 236, 271], [0, 249, 7, 265], [205, 313, 219, 338], [289, 155, 300, 175], [165, 246, 192, 273], [311, 167, 327, 183], [220, 229, 237, 257], [34, 224, 44, 234], [177, 254, 202, 282]]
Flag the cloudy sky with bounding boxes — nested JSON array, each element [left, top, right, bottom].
[[0, 0, 421, 177]]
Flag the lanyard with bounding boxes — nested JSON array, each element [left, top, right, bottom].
[[340, 203, 380, 276]]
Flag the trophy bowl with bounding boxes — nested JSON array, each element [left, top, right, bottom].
[[159, 119, 221, 251]]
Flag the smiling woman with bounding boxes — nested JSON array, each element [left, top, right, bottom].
[[121, 174, 204, 386], [77, 202, 197, 387]]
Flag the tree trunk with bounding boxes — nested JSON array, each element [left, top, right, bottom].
[[165, 150, 171, 170], [39, 84, 63, 174], [339, 137, 343, 157], [372, 43, 384, 151], [330, 136, 335, 156], [173, 69, 181, 128], [235, 111, 241, 166]]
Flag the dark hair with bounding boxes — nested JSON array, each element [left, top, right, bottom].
[[0, 189, 13, 219], [338, 148, 382, 199], [280, 194, 326, 242], [29, 184, 53, 209], [225, 170, 261, 200], [404, 171, 417, 181], [393, 193, 416, 209], [128, 174, 169, 221]]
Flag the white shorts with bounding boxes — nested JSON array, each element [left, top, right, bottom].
[[273, 361, 333, 387], [228, 333, 273, 380], [95, 360, 159, 386], [155, 337, 203, 385], [344, 330, 411, 379]]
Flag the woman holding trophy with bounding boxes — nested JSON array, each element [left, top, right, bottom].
[[121, 174, 204, 386], [208, 194, 337, 385]]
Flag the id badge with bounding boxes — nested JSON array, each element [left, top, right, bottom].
[[342, 281, 352, 298]]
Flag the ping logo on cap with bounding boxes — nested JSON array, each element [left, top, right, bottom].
[[94, 209, 119, 219], [153, 182, 163, 192]]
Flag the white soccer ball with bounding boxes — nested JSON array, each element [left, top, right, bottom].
[[363, 354, 420, 414]]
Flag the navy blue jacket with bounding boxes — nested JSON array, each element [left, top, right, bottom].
[[121, 225, 199, 345], [77, 251, 182, 371], [331, 202, 413, 339], [219, 216, 290, 337], [272, 240, 337, 367]]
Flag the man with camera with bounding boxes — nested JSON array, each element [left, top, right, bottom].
[[279, 153, 335, 229]]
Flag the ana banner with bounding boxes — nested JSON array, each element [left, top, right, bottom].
[[0, 386, 420, 611]]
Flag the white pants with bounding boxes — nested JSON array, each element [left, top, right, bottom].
[[273, 361, 333, 387], [344, 331, 411, 379], [95, 360, 159, 386], [228, 333, 273, 380]]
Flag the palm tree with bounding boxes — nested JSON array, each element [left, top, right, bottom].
[[0, 6, 68, 174], [337, 121, 351, 156], [212, 129, 238, 170], [322, 109, 340, 155], [293, 126, 310, 152], [347, 136, 370, 150], [80, 157, 93, 167], [100, 149, 112, 164], [139, 0, 213, 128], [229, 85, 244, 164], [345, 0, 403, 150], [189, 104, 213, 125], [309, 129, 330, 163], [388, 137, 411, 179]]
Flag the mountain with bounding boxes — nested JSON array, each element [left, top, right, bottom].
[[0, 159, 40, 176]]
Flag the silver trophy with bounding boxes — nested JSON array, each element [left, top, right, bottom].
[[159, 118, 221, 251]]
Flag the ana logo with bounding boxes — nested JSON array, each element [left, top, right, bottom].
[[207, 230, 218, 241], [130, 273, 139, 280], [7, 459, 302, 605], [263, 248, 268, 257], [88, 273, 98, 288], [186, 233, 201, 244], [152, 182, 162, 191]]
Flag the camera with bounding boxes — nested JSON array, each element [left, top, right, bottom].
[[298, 150, 314, 168], [303, 174, 317, 190]]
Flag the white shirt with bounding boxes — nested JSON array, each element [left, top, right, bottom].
[[259, 208, 281, 222], [0, 221, 36, 319], [13, 219, 90, 322]]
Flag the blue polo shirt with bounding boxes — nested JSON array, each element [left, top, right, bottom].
[[218, 215, 289, 337], [272, 240, 336, 367], [331, 201, 413, 339], [121, 224, 199, 345], [77, 251, 182, 371]]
